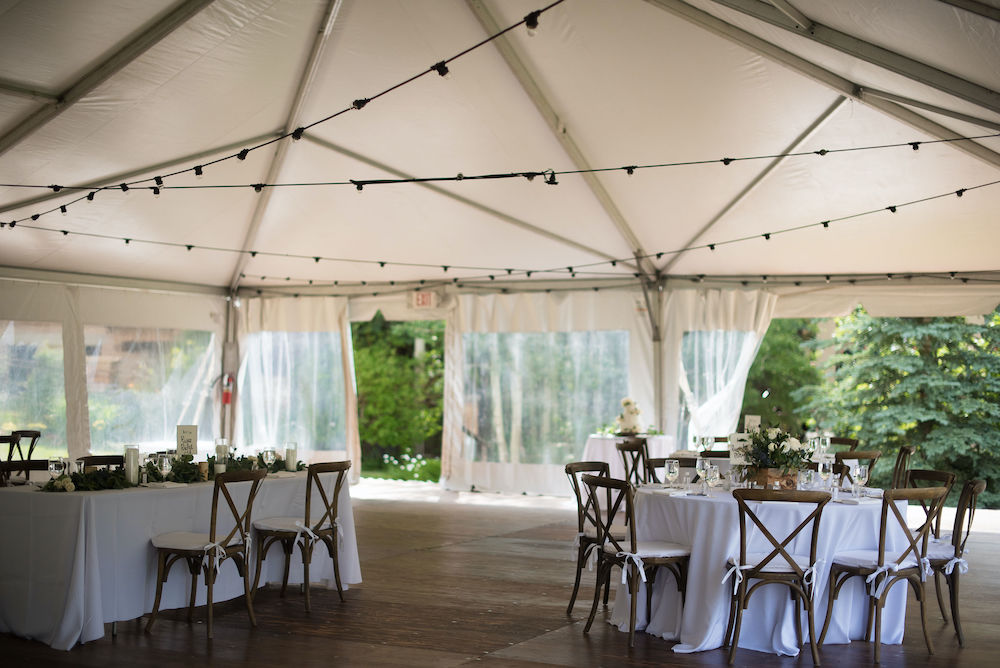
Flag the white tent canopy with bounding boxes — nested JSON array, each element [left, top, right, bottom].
[[1, 0, 999, 493]]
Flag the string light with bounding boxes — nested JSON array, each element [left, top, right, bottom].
[[432, 61, 450, 78], [524, 10, 541, 36], [194, 165, 203, 178]]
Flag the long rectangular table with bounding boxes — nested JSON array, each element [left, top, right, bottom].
[[0, 472, 362, 650], [609, 487, 907, 656]]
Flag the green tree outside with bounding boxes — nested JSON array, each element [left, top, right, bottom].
[[741, 319, 821, 434]]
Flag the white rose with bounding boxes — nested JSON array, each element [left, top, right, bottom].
[[787, 437, 802, 450], [63, 481, 75, 492], [768, 442, 778, 452], [767, 428, 779, 439]]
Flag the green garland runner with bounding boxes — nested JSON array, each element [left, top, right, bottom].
[[42, 468, 136, 492]]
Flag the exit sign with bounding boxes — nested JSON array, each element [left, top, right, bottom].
[[410, 291, 439, 309]]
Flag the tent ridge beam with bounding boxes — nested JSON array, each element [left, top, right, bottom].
[[465, 0, 657, 279], [707, 0, 1000, 116], [304, 134, 631, 268], [937, 0, 1000, 23], [228, 0, 345, 292], [661, 95, 848, 273], [644, 0, 1000, 171], [0, 0, 215, 159], [0, 132, 280, 216], [764, 0, 813, 31]]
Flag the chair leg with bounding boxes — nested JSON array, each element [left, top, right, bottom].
[[330, 536, 344, 603], [934, 570, 949, 621], [187, 557, 200, 623], [728, 585, 746, 665], [818, 571, 843, 645], [950, 572, 964, 647], [567, 544, 586, 615], [251, 534, 268, 600], [873, 592, 883, 664], [240, 554, 257, 628], [205, 560, 215, 640], [792, 589, 803, 648], [805, 594, 821, 666], [279, 538, 293, 597], [916, 577, 934, 656], [302, 539, 312, 612], [583, 560, 606, 634], [723, 588, 737, 648], [627, 565, 639, 648], [145, 551, 168, 633]]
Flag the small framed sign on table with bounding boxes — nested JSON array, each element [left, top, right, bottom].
[[176, 425, 198, 457]]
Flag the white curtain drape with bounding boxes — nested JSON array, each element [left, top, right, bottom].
[[444, 289, 653, 496], [236, 296, 360, 479], [660, 289, 777, 444]]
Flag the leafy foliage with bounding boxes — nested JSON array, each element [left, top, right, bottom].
[[352, 313, 444, 474], [800, 308, 1000, 507], [741, 319, 821, 433]]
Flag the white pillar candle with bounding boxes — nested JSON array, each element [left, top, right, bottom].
[[125, 446, 140, 485], [284, 442, 297, 471], [215, 442, 229, 474]]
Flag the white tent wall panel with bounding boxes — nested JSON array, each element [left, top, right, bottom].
[[0, 279, 226, 460]]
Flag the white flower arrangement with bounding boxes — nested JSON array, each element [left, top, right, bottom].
[[46, 474, 75, 492]]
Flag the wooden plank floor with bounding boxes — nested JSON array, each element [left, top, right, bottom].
[[2, 482, 998, 667]]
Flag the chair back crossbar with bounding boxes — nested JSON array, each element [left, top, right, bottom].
[[615, 437, 649, 486], [834, 450, 881, 486], [906, 469, 956, 538], [733, 489, 830, 580], [879, 486, 948, 571], [564, 461, 611, 615], [582, 474, 636, 555], [212, 470, 266, 552], [890, 446, 916, 489], [305, 461, 351, 537], [0, 459, 48, 486], [77, 455, 125, 470]]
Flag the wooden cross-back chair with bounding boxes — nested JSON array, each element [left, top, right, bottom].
[[77, 455, 125, 470], [6, 430, 41, 462], [146, 468, 267, 639], [928, 478, 986, 647], [0, 458, 48, 486], [828, 436, 859, 451], [563, 461, 618, 615], [725, 489, 830, 666], [820, 486, 948, 663], [580, 474, 689, 647], [615, 437, 649, 486], [890, 446, 916, 489], [252, 461, 352, 611], [906, 469, 957, 539], [833, 450, 881, 487]]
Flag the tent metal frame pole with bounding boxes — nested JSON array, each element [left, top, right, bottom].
[[303, 135, 633, 269], [643, 0, 1000, 171], [661, 95, 847, 273], [465, 0, 658, 280], [707, 0, 1000, 117], [0, 0, 215, 159], [0, 79, 59, 103], [227, 0, 344, 293], [0, 132, 279, 215], [858, 88, 1000, 133]]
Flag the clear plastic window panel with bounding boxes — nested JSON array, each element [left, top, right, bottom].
[[463, 330, 629, 464], [84, 326, 217, 453], [237, 331, 347, 453], [0, 320, 66, 458]]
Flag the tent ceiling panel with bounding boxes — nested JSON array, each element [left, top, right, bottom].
[[0, 0, 997, 301]]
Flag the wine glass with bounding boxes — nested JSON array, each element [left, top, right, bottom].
[[853, 464, 870, 498], [695, 457, 709, 483], [157, 454, 172, 478], [48, 456, 65, 480], [706, 464, 720, 489], [261, 448, 277, 471], [665, 459, 680, 487], [818, 459, 833, 489]]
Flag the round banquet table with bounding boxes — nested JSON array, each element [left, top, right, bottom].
[[609, 487, 908, 656]]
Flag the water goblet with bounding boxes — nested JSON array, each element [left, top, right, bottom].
[[706, 464, 720, 490], [157, 453, 172, 478], [695, 457, 709, 480], [681, 471, 692, 492], [853, 464, 869, 498], [261, 448, 277, 471], [818, 458, 834, 490], [665, 459, 680, 487], [48, 456, 65, 480]]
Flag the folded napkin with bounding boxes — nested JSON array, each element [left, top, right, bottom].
[[144, 481, 188, 489], [268, 470, 298, 478], [671, 450, 700, 458], [834, 496, 879, 505]]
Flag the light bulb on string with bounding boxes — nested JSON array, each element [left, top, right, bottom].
[[524, 10, 540, 36]]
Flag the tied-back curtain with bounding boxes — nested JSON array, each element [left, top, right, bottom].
[[662, 289, 776, 444], [236, 297, 359, 477]]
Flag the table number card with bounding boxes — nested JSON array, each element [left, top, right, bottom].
[[176, 425, 198, 457]]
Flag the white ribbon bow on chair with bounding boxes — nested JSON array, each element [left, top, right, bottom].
[[866, 564, 898, 599], [802, 559, 825, 601], [721, 563, 754, 595], [616, 551, 646, 585], [203, 541, 227, 574], [943, 557, 969, 575], [294, 520, 320, 544]]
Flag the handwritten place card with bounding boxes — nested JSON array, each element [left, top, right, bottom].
[[176, 425, 198, 457]]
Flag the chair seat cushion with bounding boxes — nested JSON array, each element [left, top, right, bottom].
[[254, 516, 333, 533], [729, 551, 812, 573], [604, 539, 689, 558], [151, 531, 213, 551], [832, 549, 917, 570], [927, 542, 956, 562]]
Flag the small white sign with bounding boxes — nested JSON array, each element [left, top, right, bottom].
[[176, 425, 198, 456], [410, 291, 438, 309], [744, 415, 761, 431]]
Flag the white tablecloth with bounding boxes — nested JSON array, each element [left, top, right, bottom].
[[609, 488, 907, 656], [0, 472, 362, 650], [582, 435, 676, 480]]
